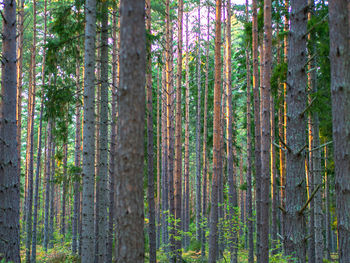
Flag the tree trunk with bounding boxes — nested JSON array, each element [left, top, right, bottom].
[[175, 0, 183, 260], [329, 2, 350, 262], [184, 13, 190, 250], [0, 1, 20, 261], [284, 0, 308, 261], [115, 1, 145, 262], [201, 2, 210, 256], [156, 66, 161, 250], [195, 1, 202, 244], [208, 1, 222, 261], [49, 140, 56, 248], [81, 0, 96, 261], [96, 1, 109, 261], [246, 1, 254, 260]]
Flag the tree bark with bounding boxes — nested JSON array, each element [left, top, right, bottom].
[[0, 1, 20, 261], [284, 0, 308, 261], [208, 1, 222, 261], [115, 1, 145, 262], [329, 1, 350, 262], [81, 0, 97, 261]]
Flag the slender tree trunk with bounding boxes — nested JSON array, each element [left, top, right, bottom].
[[195, 1, 202, 243], [81, 0, 97, 261], [246, 1, 254, 260], [175, 0, 183, 259], [0, 1, 20, 261], [156, 66, 161, 250], [49, 140, 56, 248], [115, 1, 145, 262], [96, 1, 109, 261], [43, 121, 52, 251], [252, 0, 261, 261], [25, 1, 37, 260], [329, 2, 350, 262], [208, 1, 222, 261], [226, 1, 237, 262], [201, 2, 210, 256], [107, 4, 118, 262], [146, 0, 156, 261], [184, 13, 190, 250], [284, 0, 308, 261], [324, 146, 331, 260]]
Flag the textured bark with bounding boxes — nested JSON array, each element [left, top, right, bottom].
[[115, 1, 145, 262], [260, 0, 272, 260], [96, 1, 109, 261], [0, 1, 20, 261], [208, 1, 221, 261], [49, 140, 56, 248], [324, 146, 331, 260], [107, 5, 118, 262], [81, 0, 96, 261], [156, 67, 161, 250], [195, 1, 202, 243], [201, 2, 210, 256], [174, 0, 183, 259], [184, 13, 190, 250], [329, 2, 350, 262], [145, 0, 156, 261], [246, 1, 254, 260], [284, 0, 308, 261]]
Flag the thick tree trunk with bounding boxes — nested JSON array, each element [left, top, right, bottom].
[[81, 0, 96, 261], [284, 0, 308, 261], [174, 0, 183, 260], [208, 1, 221, 261], [115, 1, 145, 262], [329, 2, 350, 262], [0, 1, 20, 261]]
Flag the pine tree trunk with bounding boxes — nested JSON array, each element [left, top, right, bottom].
[[184, 14, 190, 250], [146, 0, 156, 261], [81, 0, 97, 261], [195, 1, 202, 243], [43, 121, 52, 251], [115, 1, 145, 261], [0, 1, 20, 261], [97, 1, 109, 261], [208, 1, 222, 261], [246, 0, 254, 259], [284, 0, 308, 261], [156, 66, 161, 250], [107, 4, 118, 262], [174, 0, 183, 259], [49, 140, 56, 248], [329, 2, 350, 262], [201, 2, 210, 256]]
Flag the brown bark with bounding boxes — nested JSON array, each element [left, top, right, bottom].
[[115, 1, 145, 262], [208, 1, 222, 261]]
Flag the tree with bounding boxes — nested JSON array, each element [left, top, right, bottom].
[[115, 0, 145, 262], [284, 0, 308, 261], [81, 0, 97, 261], [329, 1, 350, 262], [208, 1, 222, 261], [0, 1, 20, 262]]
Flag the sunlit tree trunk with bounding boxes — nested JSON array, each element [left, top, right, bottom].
[[329, 1, 350, 262], [0, 1, 20, 261], [115, 1, 145, 261], [208, 1, 222, 261]]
